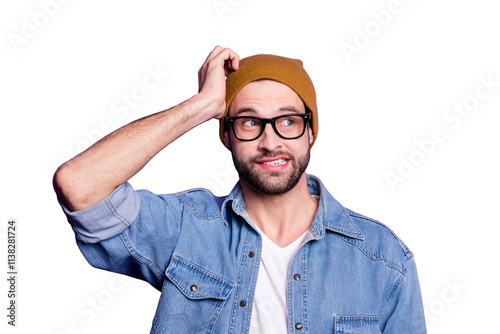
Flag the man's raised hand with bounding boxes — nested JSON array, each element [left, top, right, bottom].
[[197, 46, 239, 119]]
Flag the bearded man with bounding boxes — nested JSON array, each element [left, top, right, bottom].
[[54, 46, 427, 333]]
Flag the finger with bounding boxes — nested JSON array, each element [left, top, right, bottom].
[[210, 48, 238, 76], [199, 45, 224, 84], [198, 47, 239, 89], [200, 48, 238, 78], [203, 45, 225, 65], [224, 53, 239, 76], [208, 47, 238, 69], [198, 45, 224, 76], [199, 45, 225, 76]]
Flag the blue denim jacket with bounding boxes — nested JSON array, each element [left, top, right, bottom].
[[61, 174, 426, 333]]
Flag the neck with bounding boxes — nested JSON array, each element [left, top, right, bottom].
[[240, 173, 318, 247]]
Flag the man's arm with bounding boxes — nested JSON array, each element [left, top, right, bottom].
[[53, 46, 239, 211], [380, 256, 427, 333]]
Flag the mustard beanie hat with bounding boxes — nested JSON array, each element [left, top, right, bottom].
[[221, 54, 318, 147]]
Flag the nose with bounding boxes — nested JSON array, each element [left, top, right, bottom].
[[258, 123, 283, 152]]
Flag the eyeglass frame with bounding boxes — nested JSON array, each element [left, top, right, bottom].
[[225, 113, 311, 141]]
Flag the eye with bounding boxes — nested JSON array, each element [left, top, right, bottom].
[[278, 117, 296, 127], [241, 118, 261, 127]]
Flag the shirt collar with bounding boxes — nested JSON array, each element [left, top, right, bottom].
[[220, 174, 364, 241], [221, 181, 246, 226], [306, 174, 364, 240]]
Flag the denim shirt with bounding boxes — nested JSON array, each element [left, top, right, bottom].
[[60, 174, 427, 333]]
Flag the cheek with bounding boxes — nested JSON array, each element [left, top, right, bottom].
[[231, 140, 260, 161], [232, 143, 250, 158]]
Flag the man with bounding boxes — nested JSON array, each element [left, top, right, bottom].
[[54, 46, 427, 333]]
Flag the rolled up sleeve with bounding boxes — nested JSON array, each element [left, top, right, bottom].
[[59, 182, 141, 243]]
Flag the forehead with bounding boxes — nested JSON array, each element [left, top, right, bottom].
[[228, 80, 305, 116]]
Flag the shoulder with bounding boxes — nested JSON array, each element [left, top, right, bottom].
[[346, 208, 413, 258], [132, 186, 227, 220], [173, 188, 227, 220], [340, 207, 414, 274]]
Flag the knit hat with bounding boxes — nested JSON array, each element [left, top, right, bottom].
[[221, 54, 318, 147]]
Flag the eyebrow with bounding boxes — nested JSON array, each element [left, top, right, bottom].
[[233, 105, 303, 117], [278, 106, 302, 113], [233, 107, 258, 116]]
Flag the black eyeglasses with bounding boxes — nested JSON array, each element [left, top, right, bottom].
[[226, 113, 311, 141]]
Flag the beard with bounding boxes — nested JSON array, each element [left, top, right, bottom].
[[232, 149, 310, 195]]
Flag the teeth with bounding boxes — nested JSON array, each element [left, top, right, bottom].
[[264, 159, 287, 166]]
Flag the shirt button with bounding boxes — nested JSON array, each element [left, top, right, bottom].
[[248, 251, 255, 258], [295, 322, 303, 330], [239, 300, 247, 307], [293, 274, 301, 280], [190, 285, 197, 292]]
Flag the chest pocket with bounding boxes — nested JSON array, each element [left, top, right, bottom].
[[153, 256, 234, 334], [334, 316, 381, 334]]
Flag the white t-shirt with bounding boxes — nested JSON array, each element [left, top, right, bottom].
[[249, 224, 309, 333]]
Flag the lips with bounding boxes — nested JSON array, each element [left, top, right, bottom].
[[261, 158, 288, 166], [256, 157, 290, 171]]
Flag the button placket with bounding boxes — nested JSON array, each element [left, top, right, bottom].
[[229, 227, 261, 333], [288, 245, 308, 333]]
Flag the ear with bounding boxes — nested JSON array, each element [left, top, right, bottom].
[[307, 125, 314, 146], [223, 130, 232, 151]]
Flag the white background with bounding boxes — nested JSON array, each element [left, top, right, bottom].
[[1, 0, 499, 333]]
